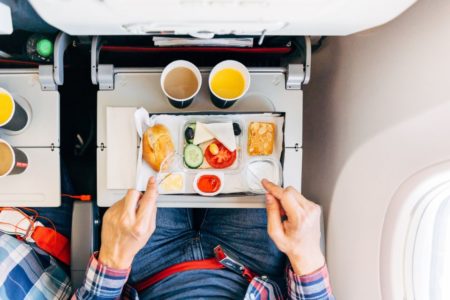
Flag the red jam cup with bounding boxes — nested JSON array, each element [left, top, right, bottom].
[[0, 87, 29, 132], [193, 172, 224, 196], [0, 139, 29, 177], [161, 60, 202, 109]]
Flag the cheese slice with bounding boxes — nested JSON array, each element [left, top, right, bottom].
[[193, 122, 214, 145], [205, 122, 236, 151]]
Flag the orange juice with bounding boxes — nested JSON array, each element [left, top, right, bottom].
[[0, 92, 14, 125], [211, 68, 245, 99]]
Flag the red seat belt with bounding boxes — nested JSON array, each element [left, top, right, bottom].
[[134, 258, 225, 292], [134, 245, 258, 293]]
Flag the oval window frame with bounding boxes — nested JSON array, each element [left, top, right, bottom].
[[380, 160, 450, 300]]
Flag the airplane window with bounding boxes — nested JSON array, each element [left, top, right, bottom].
[[411, 191, 450, 300], [428, 197, 450, 299], [381, 167, 450, 300]]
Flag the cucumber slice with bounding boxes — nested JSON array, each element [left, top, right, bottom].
[[184, 144, 203, 169]]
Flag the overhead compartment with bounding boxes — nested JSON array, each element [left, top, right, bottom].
[[28, 0, 416, 36]]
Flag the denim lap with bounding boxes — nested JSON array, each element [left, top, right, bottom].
[[131, 207, 287, 297], [130, 208, 197, 283], [200, 209, 287, 280]]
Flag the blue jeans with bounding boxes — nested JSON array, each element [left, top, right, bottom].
[[130, 208, 287, 299]]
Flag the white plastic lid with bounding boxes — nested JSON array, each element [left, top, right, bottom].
[[246, 158, 282, 194]]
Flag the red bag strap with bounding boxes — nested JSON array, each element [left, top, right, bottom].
[[31, 226, 71, 265]]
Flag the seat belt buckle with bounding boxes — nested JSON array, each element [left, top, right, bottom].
[[214, 245, 257, 282]]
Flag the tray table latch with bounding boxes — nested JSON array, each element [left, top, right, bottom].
[[91, 36, 115, 90], [98, 65, 115, 90], [286, 36, 311, 90], [38, 32, 71, 91], [286, 64, 304, 90]]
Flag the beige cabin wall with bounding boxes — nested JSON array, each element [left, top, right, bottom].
[[303, 0, 450, 298]]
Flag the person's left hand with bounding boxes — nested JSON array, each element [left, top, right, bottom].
[[262, 180, 325, 275], [98, 177, 158, 269]]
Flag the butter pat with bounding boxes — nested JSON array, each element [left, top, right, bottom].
[[158, 173, 185, 194]]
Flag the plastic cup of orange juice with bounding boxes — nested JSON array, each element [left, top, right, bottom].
[[0, 88, 29, 132], [209, 60, 250, 109]]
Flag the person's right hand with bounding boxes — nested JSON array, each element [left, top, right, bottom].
[[262, 179, 325, 276], [98, 177, 158, 269]]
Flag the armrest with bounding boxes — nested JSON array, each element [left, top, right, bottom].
[[70, 201, 95, 289]]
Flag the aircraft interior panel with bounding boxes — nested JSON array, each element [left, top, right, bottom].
[[0, 0, 449, 299]]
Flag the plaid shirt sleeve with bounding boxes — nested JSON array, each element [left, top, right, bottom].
[[244, 276, 284, 300], [286, 264, 334, 300], [73, 252, 131, 300], [0, 232, 72, 300]]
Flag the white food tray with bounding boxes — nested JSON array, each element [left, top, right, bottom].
[[135, 110, 285, 194]]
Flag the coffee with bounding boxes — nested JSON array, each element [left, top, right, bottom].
[[161, 60, 202, 109], [163, 67, 199, 100], [0, 92, 14, 126], [0, 141, 13, 176], [0, 139, 28, 177]]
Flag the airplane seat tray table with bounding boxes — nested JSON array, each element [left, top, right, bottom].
[[0, 72, 60, 207], [97, 69, 303, 207]]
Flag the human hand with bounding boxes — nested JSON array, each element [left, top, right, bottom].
[[262, 179, 325, 275], [98, 177, 158, 269]]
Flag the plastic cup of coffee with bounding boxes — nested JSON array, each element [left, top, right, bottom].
[[209, 60, 250, 109], [161, 60, 202, 109], [0, 139, 29, 177], [0, 87, 29, 132]]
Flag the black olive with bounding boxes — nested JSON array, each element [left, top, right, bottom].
[[232, 123, 241, 136], [185, 127, 195, 142]]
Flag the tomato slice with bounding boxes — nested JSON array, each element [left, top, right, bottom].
[[204, 140, 237, 169]]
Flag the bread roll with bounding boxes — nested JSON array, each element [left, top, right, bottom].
[[143, 124, 175, 171]]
